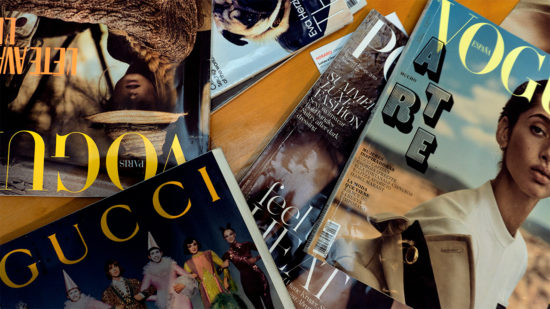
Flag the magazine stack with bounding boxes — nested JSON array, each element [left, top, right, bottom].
[[2, 0, 549, 308]]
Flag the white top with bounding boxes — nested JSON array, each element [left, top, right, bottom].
[[407, 181, 527, 309]]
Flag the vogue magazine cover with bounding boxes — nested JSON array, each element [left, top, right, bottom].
[[307, 0, 550, 308], [0, 0, 210, 196]]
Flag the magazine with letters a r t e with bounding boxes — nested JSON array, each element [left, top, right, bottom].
[[307, 0, 550, 308]]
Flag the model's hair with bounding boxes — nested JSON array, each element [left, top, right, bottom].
[[104, 259, 124, 279], [220, 223, 234, 237], [183, 237, 201, 254], [500, 79, 548, 130]]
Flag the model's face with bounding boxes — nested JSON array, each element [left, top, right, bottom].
[[223, 229, 236, 244], [67, 288, 81, 302], [187, 240, 199, 254], [499, 102, 550, 200], [113, 73, 157, 110], [108, 264, 121, 278], [148, 248, 163, 263]]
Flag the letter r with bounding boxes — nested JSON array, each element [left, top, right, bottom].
[[382, 83, 420, 134]]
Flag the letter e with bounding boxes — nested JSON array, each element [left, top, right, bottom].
[[406, 128, 437, 173]]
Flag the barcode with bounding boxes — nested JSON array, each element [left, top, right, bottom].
[[313, 220, 341, 258], [346, 0, 358, 9]]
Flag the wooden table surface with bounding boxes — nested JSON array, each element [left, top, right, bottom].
[[0, 0, 519, 244]]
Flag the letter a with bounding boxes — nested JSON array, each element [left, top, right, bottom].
[[414, 37, 446, 83]]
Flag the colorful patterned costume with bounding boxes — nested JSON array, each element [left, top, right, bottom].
[[102, 278, 154, 309], [184, 250, 228, 308]]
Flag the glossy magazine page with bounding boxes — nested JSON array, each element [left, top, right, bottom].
[[0, 149, 294, 309], [307, 0, 550, 308], [238, 9, 407, 308], [286, 252, 410, 309], [0, 0, 210, 196], [210, 0, 356, 102], [500, 1, 550, 305]]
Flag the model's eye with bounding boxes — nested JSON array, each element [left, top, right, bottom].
[[531, 125, 546, 137]]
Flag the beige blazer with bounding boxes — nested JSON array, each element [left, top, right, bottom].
[[327, 213, 475, 309]]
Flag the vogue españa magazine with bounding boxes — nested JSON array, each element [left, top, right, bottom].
[[307, 0, 550, 308], [0, 149, 294, 309], [0, 0, 210, 196]]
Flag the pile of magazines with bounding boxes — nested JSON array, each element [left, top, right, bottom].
[[1, 0, 549, 308]]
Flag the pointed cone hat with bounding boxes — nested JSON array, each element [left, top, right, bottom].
[[63, 270, 78, 292], [148, 231, 160, 251]]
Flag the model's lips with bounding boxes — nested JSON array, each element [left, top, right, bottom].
[[532, 166, 550, 184]]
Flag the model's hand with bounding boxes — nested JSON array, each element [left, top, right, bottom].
[[247, 256, 259, 264], [134, 293, 145, 301], [222, 259, 230, 268], [224, 277, 229, 290], [191, 273, 198, 279]]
